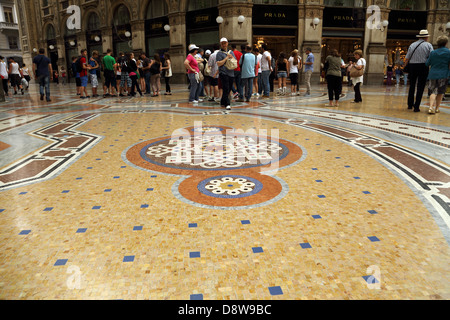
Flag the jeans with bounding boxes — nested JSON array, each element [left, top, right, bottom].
[[257, 73, 262, 95], [261, 70, 271, 96], [233, 70, 243, 99], [219, 73, 234, 107], [38, 75, 50, 100], [242, 77, 254, 101], [188, 73, 201, 101], [354, 82, 362, 102], [144, 72, 151, 93], [165, 76, 171, 93]]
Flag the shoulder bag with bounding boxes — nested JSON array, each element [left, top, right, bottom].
[[403, 41, 424, 74], [225, 50, 238, 70]]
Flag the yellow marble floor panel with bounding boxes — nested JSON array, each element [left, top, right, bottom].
[[0, 112, 449, 300]]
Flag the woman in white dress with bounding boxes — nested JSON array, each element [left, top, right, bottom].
[[350, 50, 366, 103]]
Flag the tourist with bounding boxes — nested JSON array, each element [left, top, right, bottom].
[[149, 54, 161, 97], [79, 49, 90, 99], [275, 52, 288, 96], [161, 52, 172, 95], [350, 49, 366, 103], [184, 44, 202, 103], [0, 56, 9, 96], [231, 44, 244, 101], [324, 49, 345, 107], [386, 62, 393, 86], [207, 44, 220, 102], [303, 47, 314, 96], [288, 50, 300, 95], [71, 56, 81, 96], [239, 45, 256, 102], [252, 47, 261, 97], [140, 53, 151, 94], [425, 35, 450, 114], [32, 48, 53, 101], [126, 52, 143, 97], [216, 38, 236, 110], [260, 43, 272, 98], [8, 57, 24, 95], [118, 52, 131, 96], [404, 29, 434, 112], [102, 49, 117, 97], [89, 50, 100, 97], [21, 63, 32, 90]]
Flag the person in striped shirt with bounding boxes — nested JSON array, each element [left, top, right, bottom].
[[404, 30, 434, 112]]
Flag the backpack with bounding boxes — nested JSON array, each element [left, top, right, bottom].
[[75, 56, 83, 73]]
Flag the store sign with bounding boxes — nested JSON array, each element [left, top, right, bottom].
[[145, 17, 169, 36], [323, 7, 365, 28], [388, 10, 427, 30], [186, 8, 218, 30], [252, 5, 298, 26]]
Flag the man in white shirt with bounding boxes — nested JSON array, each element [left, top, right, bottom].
[[207, 44, 220, 102], [0, 56, 9, 97], [260, 43, 272, 98]]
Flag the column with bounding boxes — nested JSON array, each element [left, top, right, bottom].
[[167, 12, 187, 83], [217, 2, 252, 46], [101, 27, 113, 54], [130, 19, 145, 54]]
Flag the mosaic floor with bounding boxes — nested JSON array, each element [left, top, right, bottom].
[[0, 82, 449, 300]]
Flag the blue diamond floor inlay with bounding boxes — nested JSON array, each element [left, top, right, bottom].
[[188, 223, 197, 228], [368, 236, 380, 242], [123, 256, 135, 262], [317, 195, 326, 198], [43, 207, 53, 211], [268, 286, 283, 296], [76, 228, 87, 233], [19, 230, 31, 235], [190, 252, 201, 258], [19, 192, 27, 195], [368, 210, 378, 214], [54, 259, 68, 266], [61, 190, 70, 193], [190, 294, 203, 300], [92, 206, 101, 210], [104, 189, 112, 192], [241, 220, 251, 225], [363, 191, 371, 194], [141, 204, 149, 208], [316, 180, 323, 182], [252, 247, 264, 253], [300, 243, 312, 249], [133, 226, 143, 231], [312, 215, 322, 219], [362, 275, 379, 284], [146, 188, 154, 191]]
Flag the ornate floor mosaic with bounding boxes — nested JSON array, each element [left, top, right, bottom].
[[0, 83, 449, 300]]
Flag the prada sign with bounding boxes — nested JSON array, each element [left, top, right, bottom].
[[252, 5, 298, 26], [323, 7, 365, 28], [388, 10, 427, 30]]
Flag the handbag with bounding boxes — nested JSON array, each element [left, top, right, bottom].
[[225, 50, 237, 70], [349, 63, 364, 77], [403, 41, 424, 74]]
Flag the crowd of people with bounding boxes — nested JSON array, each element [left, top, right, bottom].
[[1, 30, 448, 114]]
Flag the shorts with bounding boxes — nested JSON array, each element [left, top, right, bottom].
[[75, 77, 81, 86], [116, 74, 121, 81], [428, 78, 448, 95], [10, 74, 21, 87], [120, 72, 132, 88], [90, 73, 98, 88], [277, 71, 287, 78], [80, 75, 88, 87], [209, 77, 218, 86]]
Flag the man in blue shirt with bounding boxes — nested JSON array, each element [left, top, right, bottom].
[[32, 48, 53, 101], [303, 47, 314, 96], [239, 45, 256, 102]]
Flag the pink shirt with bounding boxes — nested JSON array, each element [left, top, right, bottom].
[[186, 54, 199, 74]]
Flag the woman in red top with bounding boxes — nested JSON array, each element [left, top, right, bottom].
[[184, 44, 201, 103]]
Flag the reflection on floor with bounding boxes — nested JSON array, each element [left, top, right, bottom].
[[0, 82, 449, 300]]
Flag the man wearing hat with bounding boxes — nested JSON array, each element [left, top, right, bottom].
[[404, 29, 434, 112], [216, 37, 236, 110]]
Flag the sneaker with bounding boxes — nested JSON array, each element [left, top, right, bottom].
[[226, 105, 231, 110], [192, 100, 198, 103], [21, 89, 24, 95], [198, 99, 203, 102], [232, 92, 239, 99], [236, 98, 244, 102], [40, 94, 44, 101], [208, 97, 215, 102]]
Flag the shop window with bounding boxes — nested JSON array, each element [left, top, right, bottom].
[[146, 0, 168, 19], [113, 4, 130, 26], [46, 24, 56, 40], [253, 0, 297, 4], [389, 0, 427, 10], [8, 36, 19, 49], [324, 0, 365, 7], [187, 0, 218, 11], [87, 12, 100, 30]]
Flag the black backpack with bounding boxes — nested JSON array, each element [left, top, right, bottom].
[[75, 56, 83, 73]]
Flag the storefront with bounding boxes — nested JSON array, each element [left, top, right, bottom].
[[386, 9, 428, 66], [64, 25, 78, 82], [252, 3, 298, 59], [46, 24, 58, 71], [86, 12, 103, 58], [185, 7, 219, 52], [321, 6, 365, 65], [145, 1, 169, 58], [112, 4, 132, 55]]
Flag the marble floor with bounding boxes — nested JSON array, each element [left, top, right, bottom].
[[0, 81, 449, 300]]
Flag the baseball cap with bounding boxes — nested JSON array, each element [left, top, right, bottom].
[[205, 50, 211, 55], [220, 37, 228, 43], [188, 44, 199, 51]]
